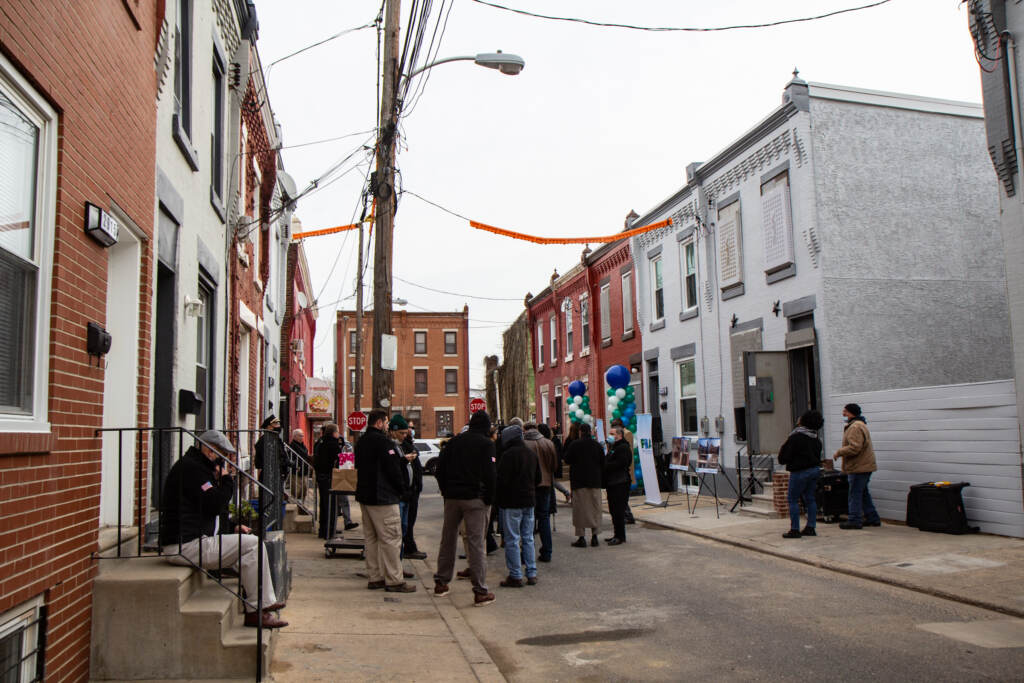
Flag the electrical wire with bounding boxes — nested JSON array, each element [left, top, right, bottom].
[[469, 0, 895, 32], [280, 128, 377, 150], [402, 189, 473, 222], [394, 275, 522, 301], [267, 22, 377, 70], [400, 0, 455, 120]]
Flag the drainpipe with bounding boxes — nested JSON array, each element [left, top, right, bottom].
[[1004, 32, 1024, 205]]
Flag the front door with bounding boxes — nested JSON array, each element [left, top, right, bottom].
[[743, 351, 793, 455]]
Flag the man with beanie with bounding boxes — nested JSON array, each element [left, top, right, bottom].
[[355, 410, 414, 592], [833, 403, 881, 530], [433, 410, 497, 606], [523, 423, 558, 562], [496, 425, 541, 587]]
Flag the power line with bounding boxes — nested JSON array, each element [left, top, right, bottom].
[[394, 275, 522, 301], [267, 22, 377, 69], [469, 0, 895, 32], [280, 128, 377, 150], [402, 189, 472, 221]]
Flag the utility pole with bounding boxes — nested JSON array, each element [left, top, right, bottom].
[[354, 200, 366, 411], [372, 0, 401, 411]]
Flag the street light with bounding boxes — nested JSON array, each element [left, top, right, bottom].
[[404, 51, 526, 81]]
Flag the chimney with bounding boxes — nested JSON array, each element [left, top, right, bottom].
[[624, 210, 639, 230]]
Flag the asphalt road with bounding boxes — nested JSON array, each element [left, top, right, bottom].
[[410, 478, 1024, 681]]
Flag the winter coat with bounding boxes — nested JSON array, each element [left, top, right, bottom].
[[289, 439, 311, 468], [604, 438, 633, 488], [495, 439, 541, 508], [523, 429, 558, 488], [159, 446, 235, 546], [254, 431, 288, 481], [401, 434, 424, 494], [835, 418, 877, 474], [777, 428, 822, 472], [313, 435, 341, 484], [354, 427, 408, 505], [563, 437, 604, 490], [435, 426, 497, 505]]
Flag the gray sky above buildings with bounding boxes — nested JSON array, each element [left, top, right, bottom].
[[256, 0, 982, 390]]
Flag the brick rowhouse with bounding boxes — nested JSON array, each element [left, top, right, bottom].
[[0, 2, 158, 680], [336, 308, 470, 438], [280, 232, 317, 451]]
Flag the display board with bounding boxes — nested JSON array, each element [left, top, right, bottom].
[[669, 436, 691, 471], [696, 437, 721, 473]]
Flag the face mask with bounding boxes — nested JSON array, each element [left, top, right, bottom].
[[606, 435, 615, 443]]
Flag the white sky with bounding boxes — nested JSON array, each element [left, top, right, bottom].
[[255, 0, 983, 389]]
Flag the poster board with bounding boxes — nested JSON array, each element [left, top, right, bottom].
[[696, 438, 721, 473], [635, 414, 662, 505], [669, 437, 691, 471]]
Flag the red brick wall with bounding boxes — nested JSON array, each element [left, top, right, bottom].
[[0, 2, 157, 680]]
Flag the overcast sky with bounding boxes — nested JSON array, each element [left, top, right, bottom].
[[256, 0, 983, 390]]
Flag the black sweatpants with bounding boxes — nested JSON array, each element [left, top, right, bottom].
[[606, 482, 630, 541]]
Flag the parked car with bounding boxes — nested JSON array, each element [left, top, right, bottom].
[[413, 439, 443, 475]]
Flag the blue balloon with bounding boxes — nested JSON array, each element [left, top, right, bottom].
[[623, 405, 635, 418], [605, 364, 630, 390], [568, 380, 587, 397]]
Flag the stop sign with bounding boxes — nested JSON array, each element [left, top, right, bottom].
[[347, 411, 368, 432], [469, 397, 486, 414]]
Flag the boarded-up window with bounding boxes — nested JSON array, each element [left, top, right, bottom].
[[717, 199, 743, 289], [761, 171, 794, 274]]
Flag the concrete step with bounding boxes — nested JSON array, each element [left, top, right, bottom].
[[283, 504, 314, 533]]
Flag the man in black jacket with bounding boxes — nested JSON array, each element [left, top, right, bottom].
[[496, 425, 541, 587], [604, 424, 633, 546], [400, 429, 427, 559], [355, 411, 414, 592], [160, 430, 286, 629], [432, 411, 497, 606]]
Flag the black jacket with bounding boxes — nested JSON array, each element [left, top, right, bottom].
[[289, 439, 311, 468], [777, 430, 822, 472], [313, 435, 341, 483], [159, 446, 235, 546], [604, 439, 633, 488], [355, 427, 408, 505], [401, 434, 424, 494], [254, 431, 288, 480], [563, 437, 604, 489], [496, 439, 540, 508], [436, 426, 496, 505]]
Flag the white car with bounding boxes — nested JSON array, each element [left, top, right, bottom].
[[412, 439, 444, 475]]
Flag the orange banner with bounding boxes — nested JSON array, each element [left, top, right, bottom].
[[468, 217, 673, 245], [292, 215, 375, 241]]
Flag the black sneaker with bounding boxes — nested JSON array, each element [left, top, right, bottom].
[[571, 537, 587, 548], [801, 527, 817, 536], [839, 521, 863, 530], [590, 535, 600, 547], [344, 522, 359, 531], [606, 537, 625, 546], [865, 520, 882, 527], [782, 529, 802, 539]]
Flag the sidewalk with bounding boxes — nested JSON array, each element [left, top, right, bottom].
[[632, 491, 1024, 618]]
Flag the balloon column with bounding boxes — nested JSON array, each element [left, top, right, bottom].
[[604, 365, 637, 433], [567, 380, 593, 427]]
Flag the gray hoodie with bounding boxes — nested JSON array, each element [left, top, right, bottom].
[[523, 429, 558, 488]]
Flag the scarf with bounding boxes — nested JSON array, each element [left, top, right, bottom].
[[790, 426, 819, 439]]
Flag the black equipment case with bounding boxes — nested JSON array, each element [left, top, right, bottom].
[[906, 482, 979, 534], [816, 470, 848, 523]]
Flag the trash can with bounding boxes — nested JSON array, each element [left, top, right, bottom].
[[815, 470, 848, 523], [906, 481, 978, 534]]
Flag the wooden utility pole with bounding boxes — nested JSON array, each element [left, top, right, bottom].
[[372, 0, 401, 411], [354, 210, 365, 410]]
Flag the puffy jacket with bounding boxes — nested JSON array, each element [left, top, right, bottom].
[[777, 429, 822, 472], [355, 427, 408, 505], [563, 437, 604, 489], [523, 429, 558, 487], [835, 418, 877, 474], [159, 447, 235, 546], [496, 440, 540, 508], [436, 426, 496, 504], [604, 439, 633, 488]]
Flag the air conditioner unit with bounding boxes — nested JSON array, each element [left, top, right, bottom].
[[290, 339, 304, 354]]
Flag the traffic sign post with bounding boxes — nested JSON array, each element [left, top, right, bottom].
[[469, 397, 486, 414], [347, 411, 368, 432]]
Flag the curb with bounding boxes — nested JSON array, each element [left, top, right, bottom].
[[411, 558, 505, 683], [642, 518, 1024, 620]]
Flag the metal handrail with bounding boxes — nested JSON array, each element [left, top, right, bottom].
[[281, 440, 317, 524], [93, 426, 275, 682]]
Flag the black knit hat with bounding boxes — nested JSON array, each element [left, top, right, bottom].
[[843, 403, 862, 417], [469, 410, 491, 430]]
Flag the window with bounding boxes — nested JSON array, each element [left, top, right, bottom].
[[414, 331, 426, 354], [536, 321, 544, 368], [717, 198, 744, 290], [436, 410, 454, 436], [349, 368, 357, 395], [0, 56, 56, 430], [563, 300, 573, 358], [681, 240, 697, 311], [0, 596, 44, 683], [349, 330, 357, 355], [444, 369, 458, 395], [171, 0, 197, 168], [600, 284, 611, 341], [580, 296, 590, 350], [406, 409, 421, 434], [549, 316, 557, 364], [414, 369, 428, 395], [677, 359, 698, 434], [760, 170, 795, 276], [650, 256, 664, 321], [444, 331, 457, 355], [622, 271, 634, 334], [195, 278, 215, 431], [210, 47, 225, 210]]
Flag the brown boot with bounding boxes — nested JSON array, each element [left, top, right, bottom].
[[244, 611, 288, 629]]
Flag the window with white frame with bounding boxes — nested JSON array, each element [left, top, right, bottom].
[[563, 299, 573, 359], [622, 271, 633, 334], [579, 295, 590, 351], [681, 240, 698, 311], [0, 595, 44, 682], [599, 284, 611, 342], [0, 55, 56, 431], [677, 359, 698, 434], [536, 321, 544, 368], [549, 315, 557, 364], [413, 330, 427, 355], [650, 255, 664, 322], [210, 45, 225, 210]]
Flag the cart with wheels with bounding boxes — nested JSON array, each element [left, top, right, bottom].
[[324, 469, 365, 558]]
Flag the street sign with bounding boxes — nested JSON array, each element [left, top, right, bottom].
[[347, 411, 368, 432], [469, 397, 486, 414]]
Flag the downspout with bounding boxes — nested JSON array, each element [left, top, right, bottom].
[[1003, 32, 1024, 206]]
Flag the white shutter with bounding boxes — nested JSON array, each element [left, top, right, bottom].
[[717, 201, 743, 289], [761, 184, 794, 273]]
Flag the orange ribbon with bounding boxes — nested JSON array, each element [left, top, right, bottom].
[[469, 217, 672, 244]]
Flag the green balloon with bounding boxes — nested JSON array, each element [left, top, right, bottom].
[[613, 409, 621, 419], [606, 388, 615, 396]]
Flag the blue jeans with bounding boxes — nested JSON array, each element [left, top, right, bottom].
[[535, 486, 552, 560], [787, 468, 819, 531], [847, 472, 880, 525], [398, 501, 409, 559], [501, 507, 536, 579]]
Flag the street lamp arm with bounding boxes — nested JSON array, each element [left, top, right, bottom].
[[405, 55, 477, 80], [404, 51, 526, 82]]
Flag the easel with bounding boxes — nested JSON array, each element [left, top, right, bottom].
[[666, 466, 692, 513], [689, 465, 722, 518]]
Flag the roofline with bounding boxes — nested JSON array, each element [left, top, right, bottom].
[[806, 81, 983, 119]]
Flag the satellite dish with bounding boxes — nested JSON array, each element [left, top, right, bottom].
[[297, 292, 309, 309]]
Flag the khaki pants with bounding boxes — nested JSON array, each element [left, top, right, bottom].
[[434, 498, 489, 594], [361, 503, 403, 586], [164, 534, 277, 612]]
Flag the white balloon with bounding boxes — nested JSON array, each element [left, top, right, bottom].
[[608, 396, 619, 407], [615, 388, 626, 399], [577, 408, 586, 419], [573, 395, 583, 406], [583, 414, 594, 425]]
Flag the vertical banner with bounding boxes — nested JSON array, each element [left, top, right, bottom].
[[595, 419, 606, 446], [635, 414, 662, 505]]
